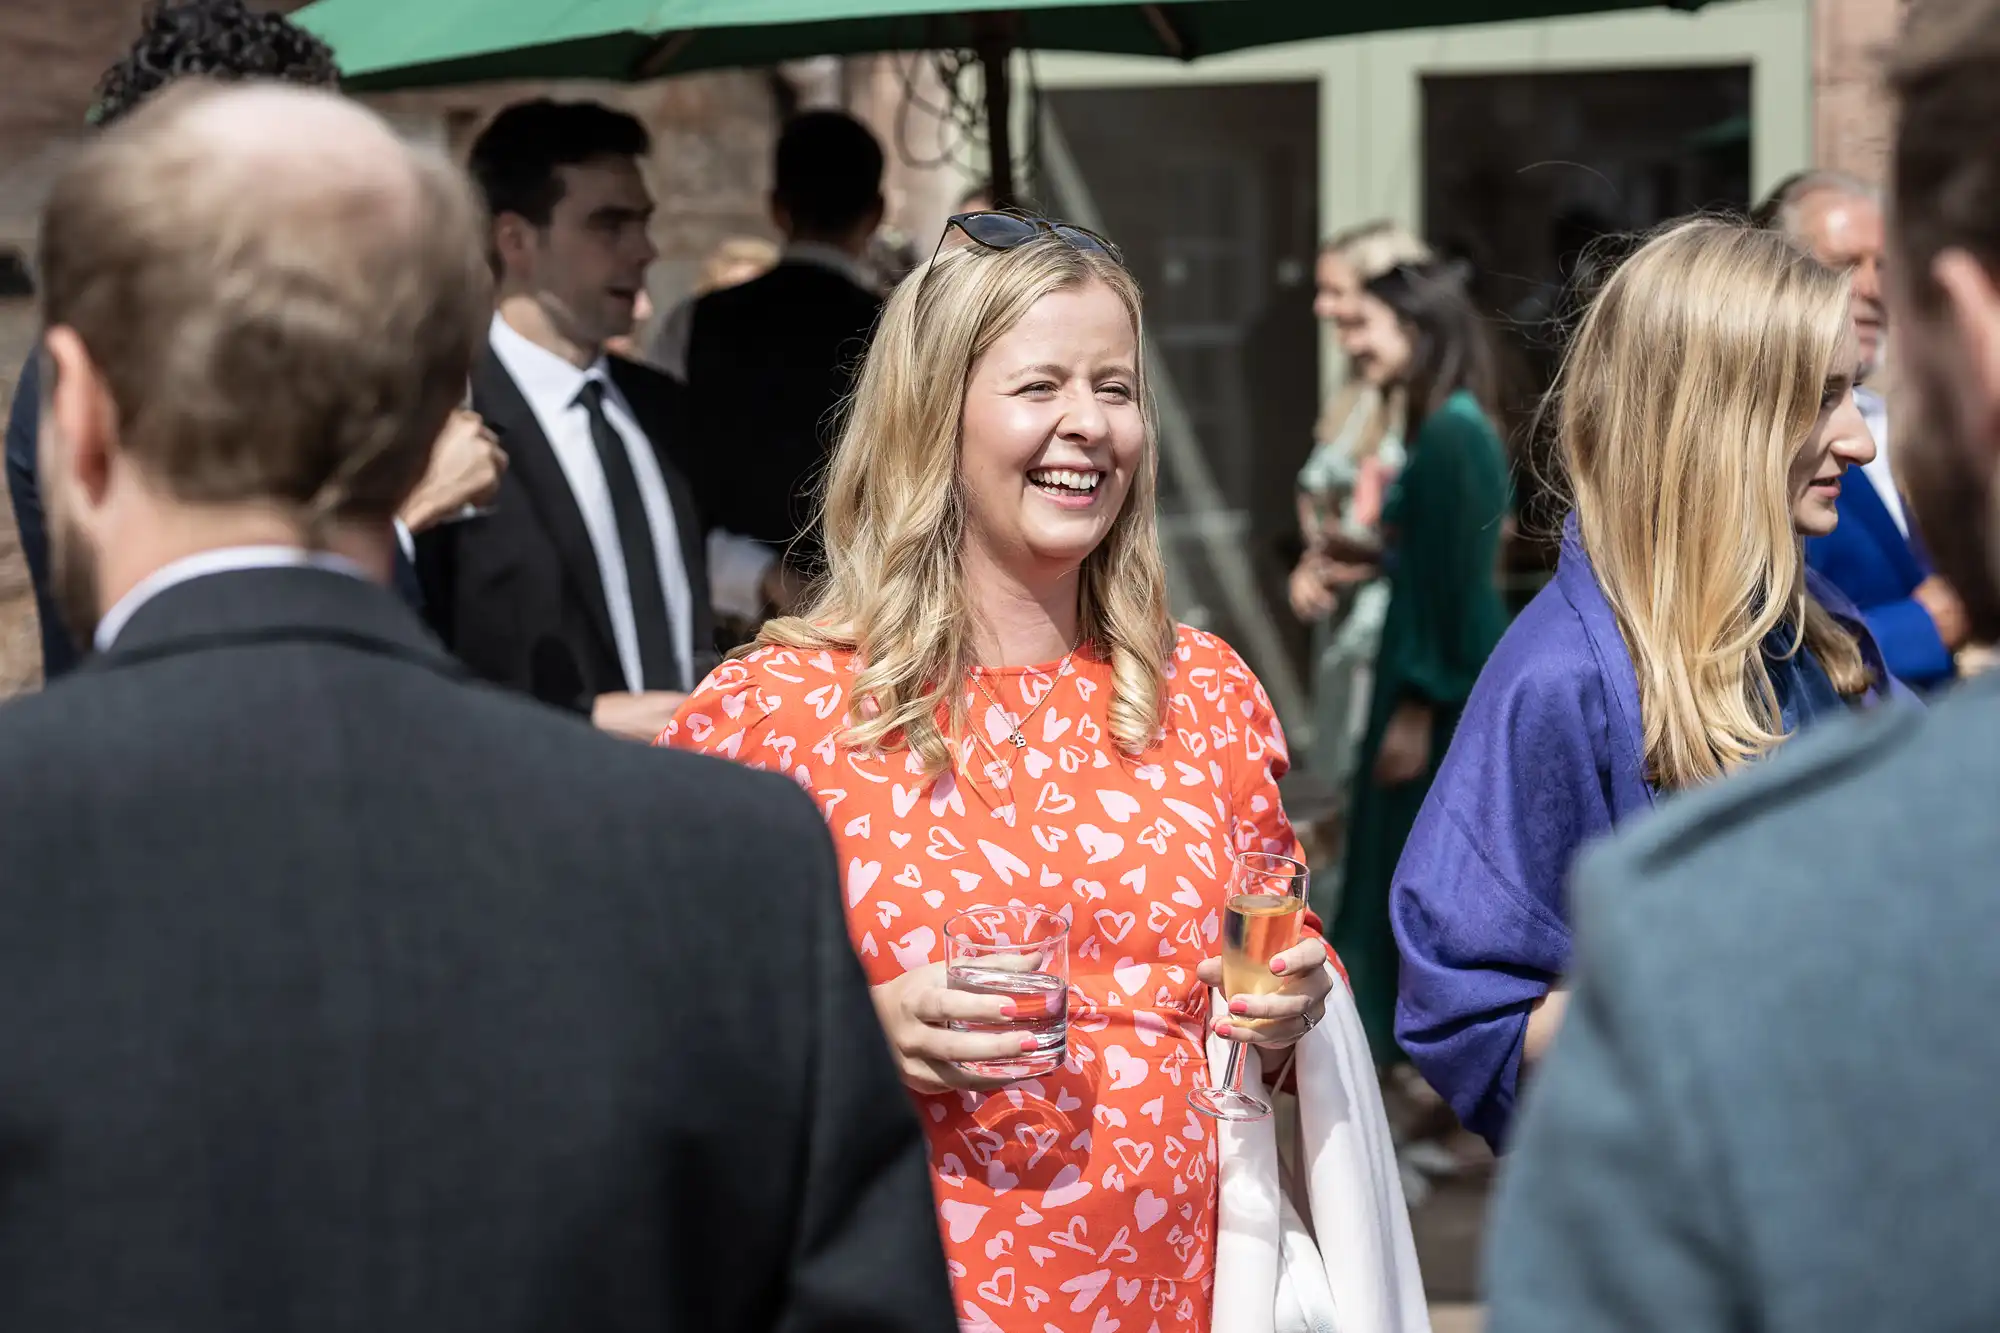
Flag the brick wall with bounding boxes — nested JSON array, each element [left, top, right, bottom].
[[0, 4, 964, 693], [0, 298, 38, 696], [1814, 0, 1904, 183]]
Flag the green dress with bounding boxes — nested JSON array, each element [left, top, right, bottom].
[[1333, 390, 1512, 1066]]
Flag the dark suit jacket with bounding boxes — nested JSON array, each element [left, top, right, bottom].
[[0, 563, 953, 1332], [1805, 469, 1953, 688], [682, 260, 881, 575], [418, 346, 715, 708], [5, 351, 426, 681], [1483, 682, 2000, 1333]]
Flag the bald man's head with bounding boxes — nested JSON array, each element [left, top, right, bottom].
[[37, 81, 489, 540]]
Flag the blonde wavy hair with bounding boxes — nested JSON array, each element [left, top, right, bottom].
[[757, 233, 1176, 775], [1554, 217, 1871, 789], [1323, 219, 1431, 284], [1316, 220, 1433, 456]]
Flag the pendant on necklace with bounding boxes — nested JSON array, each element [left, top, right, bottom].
[[1007, 732, 1027, 750]]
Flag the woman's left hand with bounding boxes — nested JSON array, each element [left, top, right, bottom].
[[1374, 700, 1433, 786], [1197, 936, 1335, 1050]]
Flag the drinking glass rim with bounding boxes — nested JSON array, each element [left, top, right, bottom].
[[1229, 849, 1309, 879], [946, 904, 1071, 944]]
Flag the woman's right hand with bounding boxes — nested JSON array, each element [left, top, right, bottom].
[[1290, 559, 1338, 621], [871, 963, 1042, 1095]]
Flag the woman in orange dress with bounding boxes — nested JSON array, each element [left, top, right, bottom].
[[662, 215, 1336, 1332]]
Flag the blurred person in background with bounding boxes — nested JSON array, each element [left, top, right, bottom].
[[646, 235, 780, 379], [3, 0, 504, 682], [680, 110, 887, 631], [1761, 169, 1967, 690], [5, 79, 950, 1332], [1288, 222, 1432, 897], [1487, 8, 2000, 1326], [1392, 219, 1904, 1153], [1318, 259, 1511, 1087], [660, 220, 1425, 1333], [421, 99, 717, 741]]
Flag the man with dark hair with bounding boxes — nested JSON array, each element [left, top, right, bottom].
[[86, 0, 340, 125], [3, 0, 503, 682], [420, 98, 714, 740], [1759, 168, 1966, 690], [6, 79, 951, 1332], [1486, 6, 2000, 1327], [678, 110, 887, 626]]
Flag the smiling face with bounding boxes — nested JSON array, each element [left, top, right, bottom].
[[1338, 291, 1414, 389], [1788, 325, 1877, 537], [958, 279, 1145, 584], [1314, 251, 1360, 324]]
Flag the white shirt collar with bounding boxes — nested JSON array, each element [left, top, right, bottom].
[[1855, 384, 1888, 431], [488, 311, 615, 415], [1852, 385, 1909, 537], [94, 545, 370, 652], [781, 240, 879, 295]]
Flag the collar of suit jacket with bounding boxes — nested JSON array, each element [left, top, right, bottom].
[[85, 564, 464, 680]]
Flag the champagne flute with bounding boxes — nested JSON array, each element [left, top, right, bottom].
[[1188, 850, 1310, 1122], [440, 379, 498, 523]]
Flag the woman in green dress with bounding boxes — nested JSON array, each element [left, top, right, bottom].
[[1324, 258, 1512, 1066], [1289, 224, 1432, 921]]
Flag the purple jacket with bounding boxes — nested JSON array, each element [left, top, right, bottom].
[[1390, 519, 1903, 1149]]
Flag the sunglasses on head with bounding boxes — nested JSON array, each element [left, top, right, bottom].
[[917, 211, 1123, 295]]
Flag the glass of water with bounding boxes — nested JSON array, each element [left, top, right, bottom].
[[946, 907, 1069, 1079]]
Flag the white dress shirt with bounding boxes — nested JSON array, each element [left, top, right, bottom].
[[489, 312, 693, 693], [95, 546, 369, 652], [1855, 386, 1908, 538]]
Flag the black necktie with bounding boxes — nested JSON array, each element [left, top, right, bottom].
[[576, 380, 680, 691]]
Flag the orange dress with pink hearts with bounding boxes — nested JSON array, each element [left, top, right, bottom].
[[661, 625, 1310, 1333]]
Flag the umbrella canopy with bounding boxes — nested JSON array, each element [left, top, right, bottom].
[[298, 0, 1707, 90], [297, 0, 1709, 204]]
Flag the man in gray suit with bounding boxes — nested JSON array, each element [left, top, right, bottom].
[[1487, 4, 2000, 1330]]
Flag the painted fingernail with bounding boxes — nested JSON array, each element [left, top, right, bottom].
[[1000, 1001, 1020, 1019], [1215, 1021, 1233, 1039], [1270, 958, 1288, 975], [1018, 1034, 1040, 1053], [1228, 998, 1249, 1015]]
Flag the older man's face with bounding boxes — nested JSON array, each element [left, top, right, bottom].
[[1797, 190, 1888, 380]]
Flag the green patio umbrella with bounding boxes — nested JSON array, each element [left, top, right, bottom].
[[297, 0, 1709, 204]]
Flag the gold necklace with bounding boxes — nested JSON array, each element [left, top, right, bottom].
[[971, 650, 1074, 752]]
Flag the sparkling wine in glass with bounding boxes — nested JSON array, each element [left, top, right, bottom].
[[1189, 850, 1309, 1122], [946, 907, 1070, 1079]]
